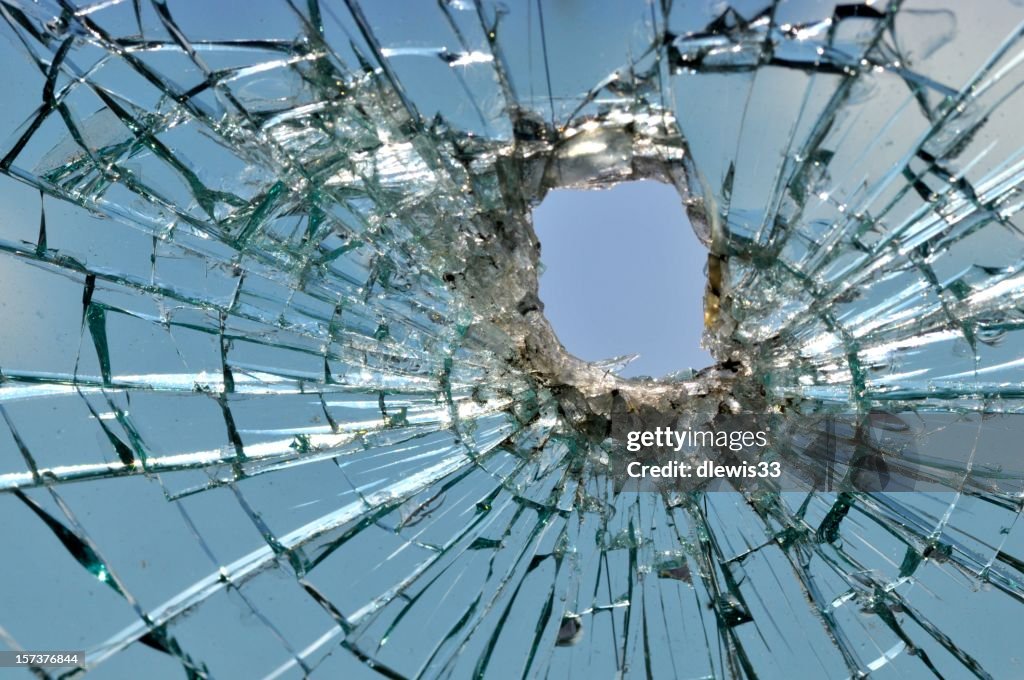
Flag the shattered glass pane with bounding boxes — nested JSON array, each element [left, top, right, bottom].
[[1, 0, 1024, 677]]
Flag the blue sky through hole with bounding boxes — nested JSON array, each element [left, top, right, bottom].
[[533, 180, 712, 378]]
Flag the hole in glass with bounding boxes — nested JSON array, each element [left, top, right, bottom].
[[533, 180, 712, 378]]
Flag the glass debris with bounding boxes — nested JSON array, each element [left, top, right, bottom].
[[1, 0, 1024, 677]]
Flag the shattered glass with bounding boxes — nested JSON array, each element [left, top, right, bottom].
[[2, 0, 1024, 677]]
